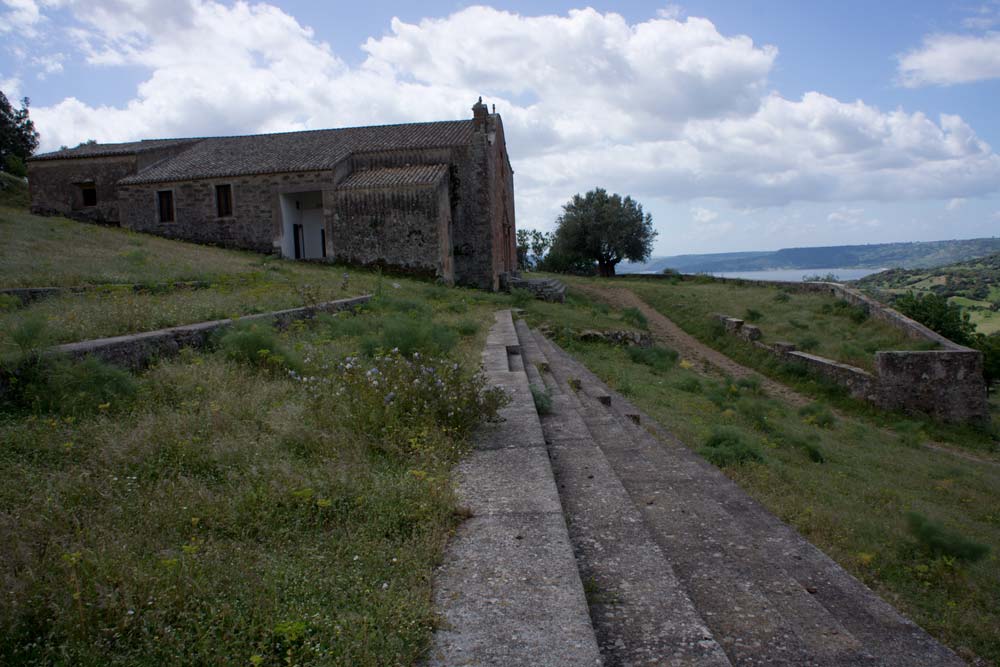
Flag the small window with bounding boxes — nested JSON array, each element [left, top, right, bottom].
[[157, 190, 175, 223], [81, 186, 97, 207], [215, 184, 233, 218]]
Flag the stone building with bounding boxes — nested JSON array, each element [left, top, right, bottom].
[[27, 99, 517, 289]]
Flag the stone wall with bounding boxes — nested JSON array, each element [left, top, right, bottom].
[[120, 170, 343, 254], [28, 154, 137, 224], [715, 314, 988, 423], [331, 182, 451, 280]]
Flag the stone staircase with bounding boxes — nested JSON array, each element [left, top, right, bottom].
[[429, 310, 966, 666], [508, 276, 567, 302]]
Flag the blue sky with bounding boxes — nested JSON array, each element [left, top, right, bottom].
[[2, 1, 999, 256]]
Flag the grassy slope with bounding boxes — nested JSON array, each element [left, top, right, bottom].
[[858, 253, 1000, 335], [0, 209, 634, 665], [621, 276, 934, 371]]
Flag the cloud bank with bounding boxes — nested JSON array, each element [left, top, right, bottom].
[[9, 1, 1000, 229]]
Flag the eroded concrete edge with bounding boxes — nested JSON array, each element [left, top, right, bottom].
[[426, 309, 602, 667]]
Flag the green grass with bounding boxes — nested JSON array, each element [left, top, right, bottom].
[[565, 338, 1000, 664], [622, 278, 935, 371]]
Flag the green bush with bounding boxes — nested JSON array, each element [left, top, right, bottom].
[[5, 355, 137, 416], [375, 295, 433, 317], [743, 308, 763, 322], [736, 397, 774, 432], [530, 384, 552, 415], [626, 345, 678, 372], [894, 292, 975, 345], [621, 307, 648, 329], [320, 312, 376, 339], [0, 294, 21, 312], [699, 427, 764, 467], [735, 375, 762, 394], [11, 313, 48, 355], [361, 313, 458, 358], [797, 335, 820, 352], [776, 432, 826, 463], [673, 376, 702, 393], [905, 512, 990, 562], [799, 401, 836, 428], [774, 292, 791, 303], [510, 288, 534, 308], [453, 319, 479, 337], [216, 322, 302, 373], [312, 351, 509, 458]]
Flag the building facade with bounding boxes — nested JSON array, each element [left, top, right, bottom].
[[28, 100, 517, 289]]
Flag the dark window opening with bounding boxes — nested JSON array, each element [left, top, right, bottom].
[[216, 184, 233, 217], [320, 228, 327, 258], [157, 190, 175, 223], [81, 186, 97, 207]]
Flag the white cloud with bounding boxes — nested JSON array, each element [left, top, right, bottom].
[[691, 206, 719, 223], [0, 0, 43, 35], [826, 206, 880, 229], [946, 197, 966, 210], [31, 53, 64, 78], [897, 32, 1000, 87], [25, 2, 1000, 229], [0, 75, 23, 100]]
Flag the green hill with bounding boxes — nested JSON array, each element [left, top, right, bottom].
[[857, 253, 1000, 334], [625, 238, 1000, 274]]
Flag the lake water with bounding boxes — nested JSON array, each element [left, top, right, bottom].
[[707, 268, 885, 283]]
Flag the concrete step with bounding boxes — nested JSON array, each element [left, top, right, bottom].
[[427, 311, 602, 666], [535, 333, 966, 667], [516, 322, 731, 667]]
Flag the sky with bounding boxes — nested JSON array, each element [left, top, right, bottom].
[[2, 1, 999, 256]]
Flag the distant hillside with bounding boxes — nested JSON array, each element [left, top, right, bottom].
[[623, 238, 1000, 274], [857, 252, 1000, 335]]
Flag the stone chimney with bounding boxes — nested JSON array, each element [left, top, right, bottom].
[[472, 96, 489, 131]]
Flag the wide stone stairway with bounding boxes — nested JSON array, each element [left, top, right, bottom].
[[429, 310, 965, 666]]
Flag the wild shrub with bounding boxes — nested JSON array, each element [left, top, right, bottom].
[[621, 307, 648, 329], [308, 351, 509, 459], [736, 397, 774, 432], [530, 384, 552, 415], [510, 288, 534, 308], [788, 318, 809, 330], [5, 355, 138, 416], [743, 308, 763, 322], [446, 300, 469, 314], [906, 512, 990, 562], [319, 312, 376, 339], [797, 335, 820, 352], [216, 321, 302, 373], [0, 294, 20, 312], [735, 375, 762, 394], [800, 401, 836, 428], [774, 292, 791, 303], [707, 318, 726, 341], [699, 427, 764, 467], [11, 313, 48, 355], [375, 295, 432, 317], [775, 432, 826, 463], [453, 319, 479, 337], [626, 345, 678, 372], [361, 313, 458, 357], [673, 376, 702, 393]]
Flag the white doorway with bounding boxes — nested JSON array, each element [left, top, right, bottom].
[[279, 191, 327, 260]]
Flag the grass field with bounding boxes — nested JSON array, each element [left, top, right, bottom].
[[616, 276, 935, 371], [2, 197, 998, 664]]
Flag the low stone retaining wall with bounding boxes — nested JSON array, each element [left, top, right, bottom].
[[716, 314, 988, 423], [0, 295, 370, 390], [49, 294, 371, 371]]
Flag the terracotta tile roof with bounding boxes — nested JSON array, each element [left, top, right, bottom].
[[29, 138, 199, 161], [337, 164, 449, 190], [117, 120, 474, 185]]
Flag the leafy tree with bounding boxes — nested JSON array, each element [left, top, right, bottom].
[[515, 228, 554, 271], [548, 188, 657, 277], [972, 332, 1000, 394], [0, 91, 40, 173], [893, 292, 976, 345]]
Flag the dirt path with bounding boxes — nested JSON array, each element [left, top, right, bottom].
[[576, 283, 811, 407], [575, 283, 1000, 468]]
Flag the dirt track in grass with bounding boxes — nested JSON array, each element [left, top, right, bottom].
[[574, 283, 1000, 468]]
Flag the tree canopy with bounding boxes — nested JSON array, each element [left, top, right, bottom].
[[0, 91, 40, 177], [547, 188, 657, 277]]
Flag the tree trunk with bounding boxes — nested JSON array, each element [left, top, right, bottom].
[[597, 260, 616, 277]]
